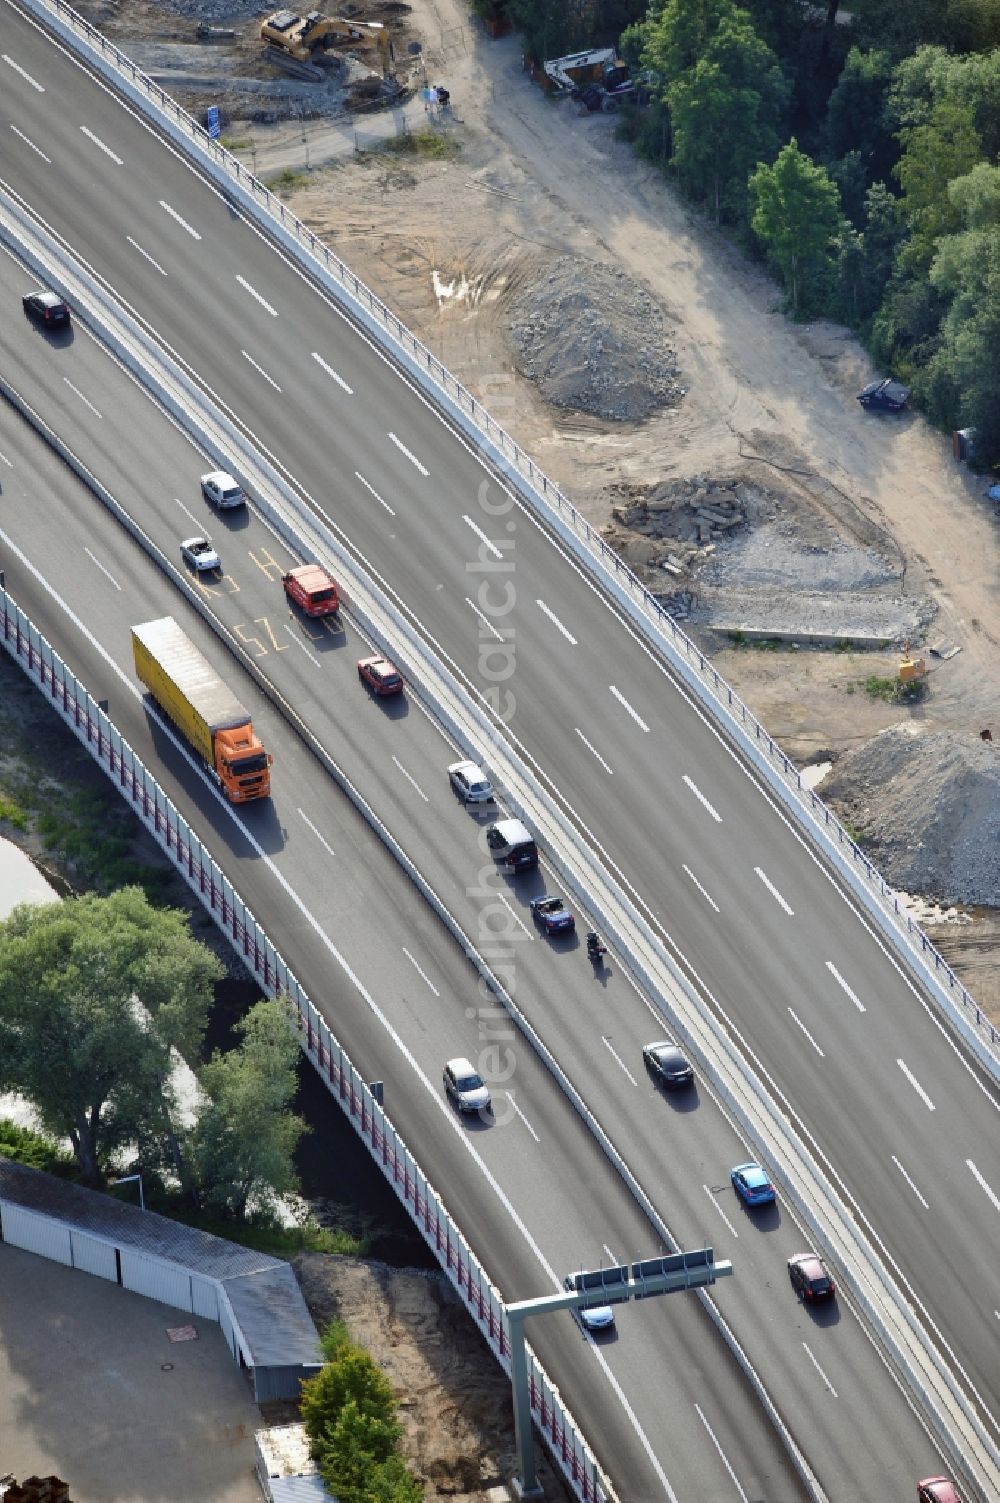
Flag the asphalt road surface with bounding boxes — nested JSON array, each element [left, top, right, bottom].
[[1, 5, 997, 1498]]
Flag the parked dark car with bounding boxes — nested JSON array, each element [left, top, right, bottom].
[[858, 378, 909, 412]]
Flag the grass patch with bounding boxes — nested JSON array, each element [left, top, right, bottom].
[[265, 165, 311, 193], [220, 134, 252, 151], [0, 794, 29, 831], [163, 1201, 370, 1259], [379, 128, 462, 161], [0, 1119, 77, 1176], [34, 788, 174, 895], [861, 674, 929, 704], [726, 631, 783, 651]]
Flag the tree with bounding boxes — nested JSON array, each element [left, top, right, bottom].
[[823, 47, 895, 187], [0, 888, 220, 1183], [642, 0, 733, 86], [894, 99, 982, 273], [186, 998, 305, 1219], [318, 1399, 405, 1503], [855, 181, 904, 321], [749, 140, 844, 312], [921, 176, 1000, 459], [666, 9, 787, 223]]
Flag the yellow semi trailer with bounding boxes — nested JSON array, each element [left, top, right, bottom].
[[132, 617, 272, 803]]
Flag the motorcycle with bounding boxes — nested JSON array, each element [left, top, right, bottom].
[[586, 932, 607, 966]]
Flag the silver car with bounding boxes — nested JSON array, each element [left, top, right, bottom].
[[563, 1272, 615, 1332], [180, 536, 221, 573], [447, 760, 494, 803], [443, 1057, 491, 1114], [200, 470, 246, 509]]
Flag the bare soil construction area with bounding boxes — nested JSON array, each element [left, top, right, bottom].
[[66, 0, 1000, 1015]]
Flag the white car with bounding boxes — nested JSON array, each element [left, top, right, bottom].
[[447, 760, 494, 803], [443, 1057, 491, 1114], [180, 536, 221, 573], [563, 1272, 615, 1332], [200, 470, 246, 510]]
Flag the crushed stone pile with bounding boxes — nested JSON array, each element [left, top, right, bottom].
[[600, 472, 933, 641], [507, 257, 683, 422], [823, 726, 1000, 907]]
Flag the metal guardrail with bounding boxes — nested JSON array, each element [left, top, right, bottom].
[[0, 587, 612, 1503], [28, 0, 1000, 1070]]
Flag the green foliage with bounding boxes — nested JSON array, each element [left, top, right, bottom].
[[266, 166, 310, 193], [861, 674, 929, 703], [0, 889, 221, 1183], [642, 0, 734, 84], [170, 1206, 369, 1259], [320, 1318, 354, 1363], [302, 1336, 424, 1503], [824, 46, 894, 171], [0, 796, 29, 832], [894, 99, 982, 272], [318, 1400, 405, 1501], [749, 139, 844, 312], [379, 130, 462, 161], [665, 8, 787, 223], [186, 999, 305, 1220], [0, 1118, 77, 1175]]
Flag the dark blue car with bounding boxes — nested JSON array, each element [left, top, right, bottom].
[[529, 894, 576, 935]]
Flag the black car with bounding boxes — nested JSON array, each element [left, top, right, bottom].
[[22, 289, 71, 327], [642, 1039, 694, 1089], [787, 1252, 836, 1302], [857, 377, 909, 412]]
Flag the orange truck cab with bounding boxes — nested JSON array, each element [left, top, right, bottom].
[[282, 563, 340, 618], [132, 618, 272, 803]]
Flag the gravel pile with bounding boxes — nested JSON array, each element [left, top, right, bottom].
[[824, 727, 1000, 906], [507, 257, 683, 422]]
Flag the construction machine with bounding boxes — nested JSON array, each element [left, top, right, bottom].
[[261, 10, 391, 73], [543, 47, 633, 108]]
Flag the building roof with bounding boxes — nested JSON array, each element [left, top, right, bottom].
[[0, 1160, 322, 1369], [0, 1159, 275, 1277], [225, 1265, 324, 1368]]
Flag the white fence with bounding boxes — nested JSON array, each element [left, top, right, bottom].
[[0, 585, 612, 1503]]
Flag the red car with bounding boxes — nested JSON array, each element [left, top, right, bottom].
[[918, 1480, 963, 1503], [358, 654, 403, 696], [787, 1252, 836, 1302], [282, 563, 339, 618]]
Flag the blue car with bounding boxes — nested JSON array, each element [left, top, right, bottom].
[[731, 1162, 776, 1207]]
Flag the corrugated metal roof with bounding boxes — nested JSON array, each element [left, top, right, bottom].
[[0, 1160, 276, 1278], [224, 1266, 323, 1368]]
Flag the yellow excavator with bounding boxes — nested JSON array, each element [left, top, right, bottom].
[[261, 9, 391, 73]]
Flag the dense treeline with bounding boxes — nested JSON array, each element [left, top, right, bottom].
[[483, 0, 1000, 462]]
